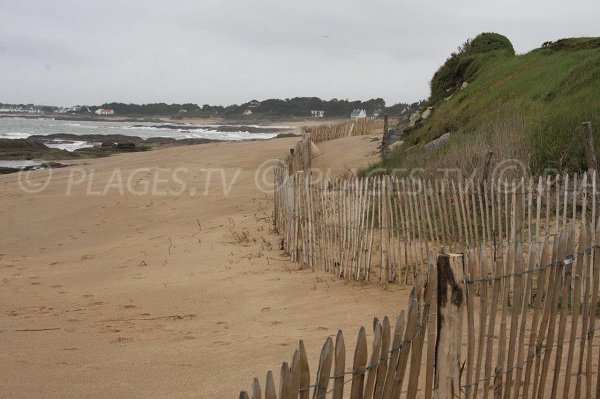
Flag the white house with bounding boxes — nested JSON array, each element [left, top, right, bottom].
[[243, 109, 253, 115], [95, 108, 114, 115], [351, 109, 367, 119], [311, 110, 325, 118]]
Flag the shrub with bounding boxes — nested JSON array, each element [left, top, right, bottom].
[[430, 33, 515, 103]]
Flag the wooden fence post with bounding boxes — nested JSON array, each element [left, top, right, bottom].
[[382, 114, 389, 158], [582, 122, 597, 171], [433, 253, 465, 399]]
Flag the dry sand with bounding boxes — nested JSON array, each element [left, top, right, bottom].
[[0, 134, 410, 398]]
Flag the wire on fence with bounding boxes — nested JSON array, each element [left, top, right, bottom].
[[465, 244, 600, 285]]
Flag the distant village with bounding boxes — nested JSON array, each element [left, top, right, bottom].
[[0, 98, 421, 119], [0, 104, 115, 116]]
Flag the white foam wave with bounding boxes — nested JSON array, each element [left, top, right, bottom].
[[182, 129, 277, 141], [45, 140, 95, 152], [0, 160, 42, 168], [0, 132, 32, 139], [64, 122, 98, 129]]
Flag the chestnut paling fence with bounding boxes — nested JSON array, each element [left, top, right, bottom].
[[303, 119, 385, 144], [274, 162, 599, 286], [240, 124, 600, 398], [239, 224, 600, 398]]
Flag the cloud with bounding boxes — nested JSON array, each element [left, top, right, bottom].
[[0, 0, 598, 106]]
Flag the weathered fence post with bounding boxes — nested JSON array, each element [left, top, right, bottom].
[[382, 114, 389, 158], [582, 122, 597, 171], [433, 253, 465, 399]]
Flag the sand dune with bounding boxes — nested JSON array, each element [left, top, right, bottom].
[[0, 134, 409, 398]]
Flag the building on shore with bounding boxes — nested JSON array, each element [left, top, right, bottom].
[[310, 110, 325, 118], [350, 109, 367, 119], [243, 109, 253, 116], [95, 108, 114, 116]]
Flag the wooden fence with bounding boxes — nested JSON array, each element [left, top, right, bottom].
[[460, 221, 600, 398], [254, 122, 600, 398], [304, 119, 385, 143], [282, 133, 312, 175], [239, 223, 600, 398], [274, 171, 599, 284], [239, 256, 436, 399]]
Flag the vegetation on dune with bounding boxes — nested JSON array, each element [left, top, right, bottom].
[[375, 33, 600, 176], [430, 33, 515, 104]]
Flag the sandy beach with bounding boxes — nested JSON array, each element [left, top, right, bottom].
[[0, 134, 410, 398]]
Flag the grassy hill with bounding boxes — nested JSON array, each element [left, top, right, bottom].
[[376, 34, 600, 176]]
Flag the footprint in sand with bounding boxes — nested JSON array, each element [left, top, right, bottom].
[[216, 321, 229, 329], [100, 327, 122, 333]]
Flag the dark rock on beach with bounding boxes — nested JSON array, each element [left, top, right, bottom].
[[274, 132, 300, 138], [0, 161, 68, 175]]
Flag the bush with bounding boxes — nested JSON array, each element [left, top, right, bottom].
[[468, 33, 515, 55], [430, 33, 515, 103]]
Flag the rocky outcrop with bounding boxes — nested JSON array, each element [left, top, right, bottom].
[[0, 138, 48, 150], [408, 112, 421, 128], [388, 140, 404, 152], [421, 107, 433, 120], [424, 132, 451, 152], [0, 161, 67, 175]]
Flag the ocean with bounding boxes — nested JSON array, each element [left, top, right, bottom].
[[0, 117, 286, 151]]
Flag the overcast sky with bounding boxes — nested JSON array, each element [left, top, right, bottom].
[[0, 0, 598, 107]]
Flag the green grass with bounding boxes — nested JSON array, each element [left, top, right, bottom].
[[377, 36, 600, 176]]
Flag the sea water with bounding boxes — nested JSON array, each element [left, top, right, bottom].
[[0, 117, 283, 152]]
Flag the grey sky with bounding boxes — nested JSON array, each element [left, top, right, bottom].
[[1, 0, 598, 106]]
